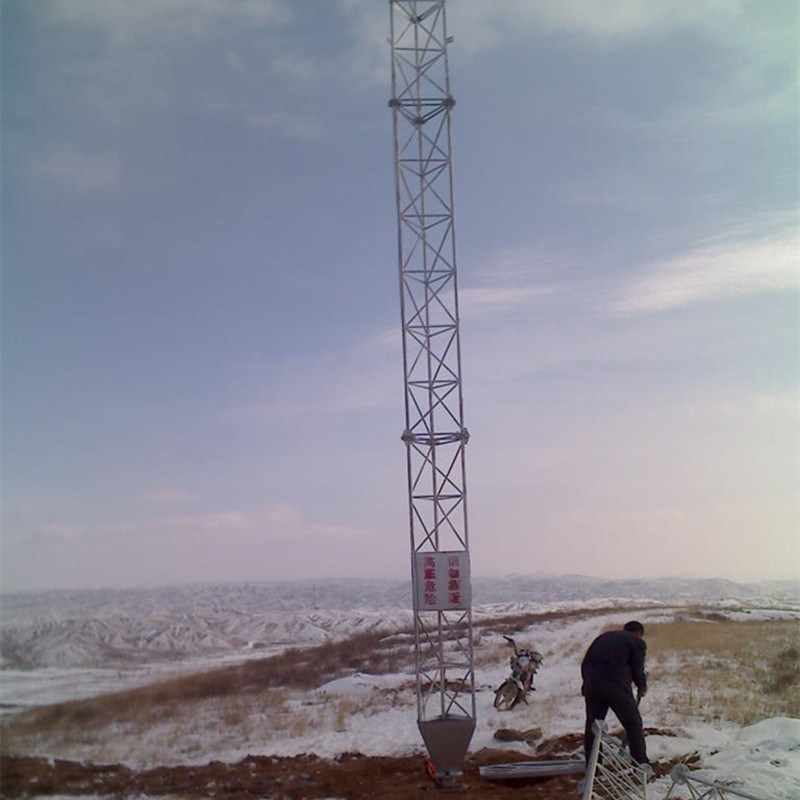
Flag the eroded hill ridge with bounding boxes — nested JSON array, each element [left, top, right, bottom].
[[1, 575, 796, 669]]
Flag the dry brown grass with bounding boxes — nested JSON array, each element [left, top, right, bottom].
[[645, 617, 800, 725], [473, 606, 646, 669], [0, 628, 417, 760], [474, 606, 643, 639], [477, 610, 799, 733]]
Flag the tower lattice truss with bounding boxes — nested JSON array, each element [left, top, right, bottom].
[[389, 0, 475, 730]]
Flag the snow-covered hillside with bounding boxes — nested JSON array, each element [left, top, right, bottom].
[[2, 575, 796, 670], [1, 575, 797, 722]]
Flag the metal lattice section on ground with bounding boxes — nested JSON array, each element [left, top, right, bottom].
[[664, 764, 768, 800], [388, 0, 475, 785], [581, 721, 651, 800], [480, 760, 586, 781]]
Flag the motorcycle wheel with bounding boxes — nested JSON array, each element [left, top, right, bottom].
[[493, 679, 519, 711]]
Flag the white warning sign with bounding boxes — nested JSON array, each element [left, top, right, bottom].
[[414, 551, 471, 611]]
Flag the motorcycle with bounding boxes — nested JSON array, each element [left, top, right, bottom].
[[493, 635, 543, 711]]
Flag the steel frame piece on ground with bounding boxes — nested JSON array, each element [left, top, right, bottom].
[[664, 763, 768, 800], [582, 720, 651, 800]]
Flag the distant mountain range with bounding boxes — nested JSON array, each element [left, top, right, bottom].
[[1, 575, 796, 669], [472, 574, 798, 605]]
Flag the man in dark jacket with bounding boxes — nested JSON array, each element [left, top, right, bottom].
[[581, 620, 649, 765]]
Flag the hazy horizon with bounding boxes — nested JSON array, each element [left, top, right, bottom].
[[2, 569, 797, 598]]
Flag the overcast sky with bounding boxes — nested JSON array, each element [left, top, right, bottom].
[[2, 0, 798, 592]]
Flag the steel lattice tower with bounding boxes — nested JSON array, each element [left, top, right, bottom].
[[388, 0, 475, 785]]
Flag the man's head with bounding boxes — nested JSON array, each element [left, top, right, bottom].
[[623, 621, 645, 638]]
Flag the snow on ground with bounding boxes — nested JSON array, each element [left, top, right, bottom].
[[2, 593, 798, 799], [0, 647, 286, 715], [701, 717, 800, 799], [645, 717, 800, 799]]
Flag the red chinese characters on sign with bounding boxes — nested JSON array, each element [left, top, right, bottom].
[[447, 555, 461, 606], [415, 552, 471, 610], [423, 555, 437, 606]]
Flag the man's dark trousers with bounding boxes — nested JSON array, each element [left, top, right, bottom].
[[583, 679, 647, 765]]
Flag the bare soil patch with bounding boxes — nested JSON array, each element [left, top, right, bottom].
[[0, 746, 574, 799], [0, 733, 684, 800]]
